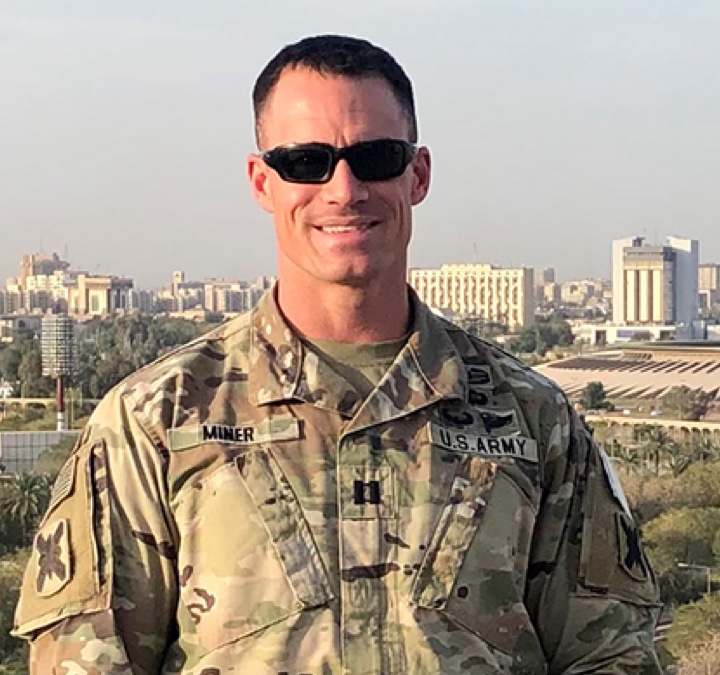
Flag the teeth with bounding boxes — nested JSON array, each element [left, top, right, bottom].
[[321, 225, 367, 233]]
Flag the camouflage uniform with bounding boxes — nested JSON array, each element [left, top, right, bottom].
[[14, 289, 661, 674]]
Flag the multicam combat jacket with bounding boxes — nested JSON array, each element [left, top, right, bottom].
[[14, 290, 662, 675]]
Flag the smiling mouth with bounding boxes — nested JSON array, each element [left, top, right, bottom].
[[313, 222, 379, 234]]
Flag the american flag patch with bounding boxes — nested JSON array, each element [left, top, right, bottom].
[[47, 454, 77, 515]]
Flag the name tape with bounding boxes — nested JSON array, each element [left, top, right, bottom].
[[168, 418, 300, 452], [428, 422, 538, 462]]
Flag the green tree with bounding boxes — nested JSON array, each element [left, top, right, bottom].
[[0, 336, 53, 398], [662, 386, 712, 421], [643, 507, 720, 575], [0, 473, 51, 548], [691, 437, 720, 464], [73, 315, 207, 398], [508, 317, 574, 356], [613, 444, 642, 476], [17, 345, 53, 398], [0, 549, 30, 673], [635, 424, 672, 474], [32, 436, 77, 480], [579, 381, 608, 410], [666, 593, 720, 664], [664, 441, 693, 478], [0, 345, 22, 391]]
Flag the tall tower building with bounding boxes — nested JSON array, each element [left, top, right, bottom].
[[667, 236, 699, 330], [612, 236, 699, 332]]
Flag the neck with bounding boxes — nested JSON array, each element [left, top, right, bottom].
[[277, 279, 410, 343]]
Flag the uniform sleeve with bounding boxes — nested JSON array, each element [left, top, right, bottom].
[[12, 388, 178, 675], [525, 399, 662, 675]]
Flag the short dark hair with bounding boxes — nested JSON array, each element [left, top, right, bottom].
[[253, 34, 418, 146]]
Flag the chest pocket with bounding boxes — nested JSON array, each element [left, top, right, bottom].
[[173, 447, 333, 653], [411, 451, 544, 661]]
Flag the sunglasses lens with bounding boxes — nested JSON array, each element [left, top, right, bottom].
[[349, 140, 410, 181], [264, 140, 414, 183], [275, 147, 332, 182]]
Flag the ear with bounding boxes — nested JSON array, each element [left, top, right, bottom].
[[247, 153, 275, 214], [410, 146, 431, 206]]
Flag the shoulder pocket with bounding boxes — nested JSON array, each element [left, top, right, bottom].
[[578, 444, 660, 607], [13, 440, 112, 638]]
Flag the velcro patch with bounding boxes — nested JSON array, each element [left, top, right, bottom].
[[46, 454, 77, 516], [33, 519, 72, 597], [466, 365, 493, 388], [168, 417, 301, 451], [616, 512, 650, 582], [428, 422, 538, 462]]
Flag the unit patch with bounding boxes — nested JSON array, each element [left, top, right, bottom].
[[34, 519, 72, 597], [428, 422, 538, 462], [616, 513, 649, 582]]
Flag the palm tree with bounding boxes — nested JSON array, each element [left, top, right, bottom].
[[613, 444, 642, 476], [0, 472, 51, 547], [664, 442, 692, 478], [636, 424, 672, 474], [691, 437, 720, 464]]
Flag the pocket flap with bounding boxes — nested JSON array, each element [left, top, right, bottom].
[[236, 449, 334, 608]]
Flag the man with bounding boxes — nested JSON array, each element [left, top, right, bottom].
[[15, 35, 661, 674]]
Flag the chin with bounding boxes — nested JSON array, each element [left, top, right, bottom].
[[325, 269, 378, 288]]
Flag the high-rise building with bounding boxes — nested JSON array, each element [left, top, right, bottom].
[[66, 273, 134, 315], [409, 263, 535, 330], [612, 236, 699, 331], [18, 253, 69, 291]]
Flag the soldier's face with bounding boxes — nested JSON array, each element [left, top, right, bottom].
[[248, 68, 430, 291]]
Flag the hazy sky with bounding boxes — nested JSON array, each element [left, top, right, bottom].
[[3, 1, 720, 288]]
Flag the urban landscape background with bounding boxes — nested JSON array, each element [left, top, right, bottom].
[[3, 1, 720, 673]]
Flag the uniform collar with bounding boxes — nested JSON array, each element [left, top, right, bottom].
[[247, 286, 467, 424]]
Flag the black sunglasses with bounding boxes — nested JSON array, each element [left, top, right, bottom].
[[261, 138, 417, 184]]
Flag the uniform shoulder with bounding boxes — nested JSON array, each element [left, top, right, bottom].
[[441, 318, 568, 405], [86, 312, 255, 438], [117, 312, 252, 392]]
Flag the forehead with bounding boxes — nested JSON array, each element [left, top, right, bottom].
[[259, 68, 409, 148]]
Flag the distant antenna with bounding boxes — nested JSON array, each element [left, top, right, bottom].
[[473, 242, 478, 264], [63, 243, 69, 263]]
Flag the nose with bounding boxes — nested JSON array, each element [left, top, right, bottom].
[[321, 158, 369, 206]]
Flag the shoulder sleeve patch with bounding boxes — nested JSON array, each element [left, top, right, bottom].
[[578, 445, 659, 606], [34, 519, 72, 597], [616, 512, 650, 583], [46, 454, 77, 517]]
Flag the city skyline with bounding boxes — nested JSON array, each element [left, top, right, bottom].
[[3, 2, 720, 288]]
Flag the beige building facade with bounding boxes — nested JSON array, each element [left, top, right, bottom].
[[409, 263, 535, 330], [699, 263, 720, 309], [612, 236, 699, 332]]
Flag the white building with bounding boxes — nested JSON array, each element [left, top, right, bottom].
[[611, 236, 699, 337], [699, 263, 720, 310], [409, 263, 535, 331]]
